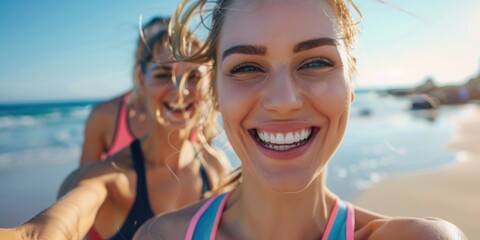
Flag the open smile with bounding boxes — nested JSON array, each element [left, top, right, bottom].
[[249, 127, 318, 151], [164, 102, 194, 113]]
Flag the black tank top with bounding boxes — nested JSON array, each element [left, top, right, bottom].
[[110, 139, 210, 240]]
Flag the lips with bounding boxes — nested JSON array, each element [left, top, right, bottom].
[[251, 127, 315, 151], [164, 102, 194, 112]]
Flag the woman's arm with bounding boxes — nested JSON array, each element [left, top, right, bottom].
[[0, 167, 109, 240], [26, 183, 107, 240], [0, 228, 21, 239]]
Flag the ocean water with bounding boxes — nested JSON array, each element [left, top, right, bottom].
[[329, 92, 461, 199], [0, 101, 94, 170], [0, 92, 465, 226], [0, 101, 95, 226]]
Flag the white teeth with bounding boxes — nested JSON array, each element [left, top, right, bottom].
[[275, 133, 285, 144], [167, 102, 193, 111], [270, 143, 298, 151], [169, 104, 186, 110], [264, 132, 270, 142], [285, 132, 294, 144], [256, 128, 313, 145]]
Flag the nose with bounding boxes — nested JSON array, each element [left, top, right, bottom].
[[262, 70, 302, 115], [170, 73, 191, 104]]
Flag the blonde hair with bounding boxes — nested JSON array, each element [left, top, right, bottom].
[[170, 0, 361, 92], [129, 17, 171, 116], [132, 16, 219, 144]]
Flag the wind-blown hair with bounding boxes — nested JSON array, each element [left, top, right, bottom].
[[134, 16, 220, 148], [169, 0, 361, 189]]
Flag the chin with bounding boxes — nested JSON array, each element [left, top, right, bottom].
[[164, 121, 188, 131]]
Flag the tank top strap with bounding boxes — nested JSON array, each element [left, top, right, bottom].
[[108, 139, 154, 240], [322, 199, 355, 240], [130, 139, 148, 198], [185, 194, 354, 240], [185, 191, 232, 240], [190, 141, 211, 194], [107, 92, 135, 156], [199, 164, 210, 194]]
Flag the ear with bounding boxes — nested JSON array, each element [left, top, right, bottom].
[[136, 69, 146, 96], [350, 90, 356, 103]]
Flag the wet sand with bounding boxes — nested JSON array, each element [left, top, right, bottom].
[[354, 105, 480, 238], [0, 162, 76, 227]]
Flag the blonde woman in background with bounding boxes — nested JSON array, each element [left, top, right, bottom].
[[79, 17, 168, 166], [0, 16, 232, 240]]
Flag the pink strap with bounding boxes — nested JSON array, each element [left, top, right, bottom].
[[209, 191, 232, 240], [321, 199, 340, 240], [185, 197, 217, 240], [107, 93, 134, 156], [86, 227, 103, 240], [346, 203, 355, 240]]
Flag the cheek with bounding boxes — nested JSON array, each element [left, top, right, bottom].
[[303, 74, 351, 114], [217, 78, 257, 116], [307, 81, 329, 95], [146, 86, 170, 104], [303, 80, 347, 114], [186, 84, 198, 99], [216, 78, 259, 152]]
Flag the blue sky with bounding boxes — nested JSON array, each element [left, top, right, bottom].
[[0, 0, 479, 103]]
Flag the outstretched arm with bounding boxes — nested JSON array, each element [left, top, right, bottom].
[[0, 167, 109, 240]]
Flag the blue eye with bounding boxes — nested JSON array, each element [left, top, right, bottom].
[[299, 58, 333, 70], [230, 64, 264, 74]]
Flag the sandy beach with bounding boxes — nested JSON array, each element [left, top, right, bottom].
[[354, 105, 480, 239]]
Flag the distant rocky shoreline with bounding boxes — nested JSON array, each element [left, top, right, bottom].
[[383, 71, 480, 110]]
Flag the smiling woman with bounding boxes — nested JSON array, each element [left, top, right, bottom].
[[131, 0, 467, 239], [0, 16, 232, 240]]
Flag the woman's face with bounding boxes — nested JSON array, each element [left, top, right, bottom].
[[216, 0, 355, 192], [141, 48, 201, 129]]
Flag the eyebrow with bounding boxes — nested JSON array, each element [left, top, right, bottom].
[[222, 45, 267, 60], [151, 65, 172, 71], [293, 38, 339, 53]]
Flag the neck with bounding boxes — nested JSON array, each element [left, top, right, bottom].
[[226, 172, 336, 240], [141, 124, 193, 170]]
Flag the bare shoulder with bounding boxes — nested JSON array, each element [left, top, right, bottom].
[[83, 95, 123, 139], [87, 95, 124, 121], [58, 153, 131, 197], [351, 205, 466, 239], [134, 198, 211, 240], [81, 94, 126, 164]]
